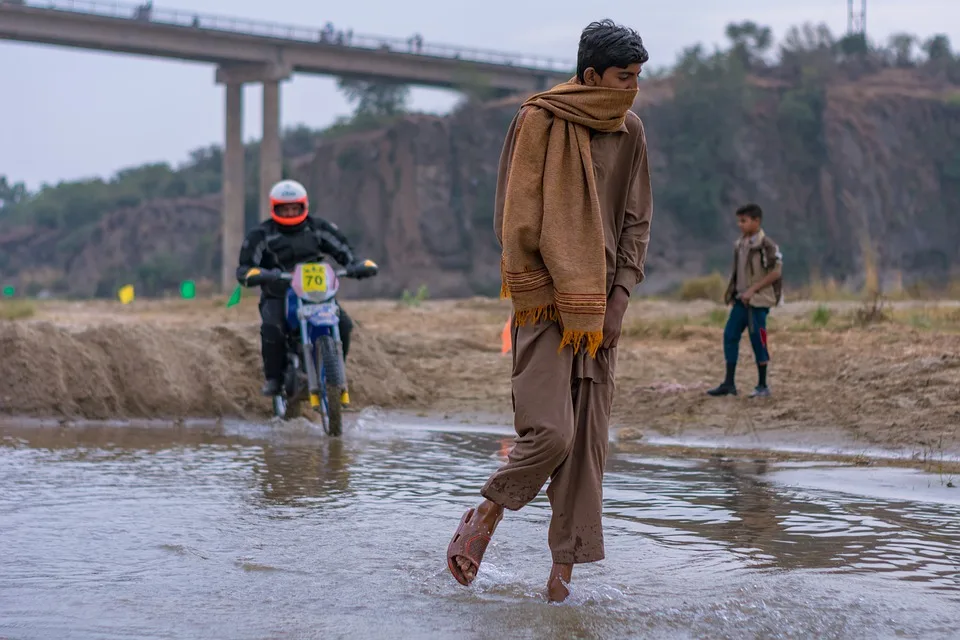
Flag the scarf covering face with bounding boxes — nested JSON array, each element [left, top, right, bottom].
[[499, 79, 638, 357]]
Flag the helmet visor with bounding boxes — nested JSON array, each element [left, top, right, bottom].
[[274, 203, 305, 218]]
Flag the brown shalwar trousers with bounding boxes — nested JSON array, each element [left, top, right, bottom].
[[481, 320, 617, 564]]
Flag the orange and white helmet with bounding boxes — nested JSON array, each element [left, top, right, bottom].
[[269, 179, 309, 226]]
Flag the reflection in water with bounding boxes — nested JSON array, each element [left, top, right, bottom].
[[257, 438, 353, 506], [1, 420, 958, 640], [606, 454, 960, 593]]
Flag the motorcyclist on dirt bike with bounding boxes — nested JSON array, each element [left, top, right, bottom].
[[236, 179, 374, 401]]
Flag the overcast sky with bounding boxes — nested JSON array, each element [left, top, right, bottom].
[[2, 0, 958, 189]]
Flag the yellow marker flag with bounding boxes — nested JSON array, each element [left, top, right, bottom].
[[117, 284, 135, 305]]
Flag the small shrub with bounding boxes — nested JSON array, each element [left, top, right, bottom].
[[678, 272, 727, 302], [810, 304, 832, 327], [806, 274, 848, 301], [0, 300, 36, 320], [708, 308, 728, 326], [853, 293, 889, 327], [623, 316, 694, 341], [401, 284, 429, 307], [945, 278, 960, 301]]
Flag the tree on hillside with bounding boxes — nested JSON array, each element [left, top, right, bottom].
[[923, 34, 953, 62], [725, 21, 773, 68], [0, 175, 27, 212], [837, 32, 869, 58], [778, 23, 837, 78], [887, 33, 917, 67], [282, 125, 323, 158], [336, 77, 410, 119]]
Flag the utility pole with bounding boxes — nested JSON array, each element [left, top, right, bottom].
[[847, 0, 866, 36]]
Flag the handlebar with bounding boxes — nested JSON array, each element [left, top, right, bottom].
[[275, 269, 346, 282], [271, 260, 378, 283], [276, 267, 367, 281], [242, 261, 378, 287]]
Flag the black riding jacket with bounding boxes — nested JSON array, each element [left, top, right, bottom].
[[236, 216, 356, 299]]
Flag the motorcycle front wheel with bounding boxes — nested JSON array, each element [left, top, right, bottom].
[[316, 337, 343, 437]]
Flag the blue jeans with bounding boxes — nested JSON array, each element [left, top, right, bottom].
[[723, 300, 769, 365]]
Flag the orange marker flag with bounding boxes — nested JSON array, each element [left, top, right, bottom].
[[501, 314, 512, 355]]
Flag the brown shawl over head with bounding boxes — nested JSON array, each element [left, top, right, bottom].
[[499, 79, 638, 357]]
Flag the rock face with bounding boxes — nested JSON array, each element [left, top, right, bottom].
[[2, 69, 959, 298], [292, 101, 518, 299], [295, 70, 960, 296], [0, 196, 221, 298]]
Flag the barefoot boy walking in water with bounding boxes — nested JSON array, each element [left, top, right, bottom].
[[707, 203, 783, 398], [446, 19, 653, 602]]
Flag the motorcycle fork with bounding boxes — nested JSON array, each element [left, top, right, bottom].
[[299, 312, 322, 409], [331, 319, 349, 405]]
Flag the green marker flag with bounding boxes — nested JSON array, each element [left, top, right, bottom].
[[180, 280, 196, 299], [1, 286, 14, 297], [226, 285, 242, 308]]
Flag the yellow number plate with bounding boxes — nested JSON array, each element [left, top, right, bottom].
[[300, 263, 327, 293]]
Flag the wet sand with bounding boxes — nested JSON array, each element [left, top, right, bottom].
[[2, 296, 959, 463], [1, 416, 958, 639]]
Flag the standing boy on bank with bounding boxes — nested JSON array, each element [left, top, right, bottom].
[[707, 203, 782, 398], [445, 19, 653, 602]]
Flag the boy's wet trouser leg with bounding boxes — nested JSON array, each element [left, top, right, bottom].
[[747, 306, 770, 364], [259, 297, 287, 382], [480, 321, 617, 564], [724, 301, 770, 365], [723, 300, 749, 364]]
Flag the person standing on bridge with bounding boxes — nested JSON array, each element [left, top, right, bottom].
[[445, 19, 653, 602]]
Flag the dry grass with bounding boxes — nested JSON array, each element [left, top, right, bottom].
[[0, 300, 36, 321], [623, 298, 960, 339], [793, 274, 860, 302], [758, 270, 960, 305], [677, 272, 727, 302], [852, 292, 890, 327]]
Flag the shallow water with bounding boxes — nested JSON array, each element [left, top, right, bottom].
[[1, 413, 958, 640]]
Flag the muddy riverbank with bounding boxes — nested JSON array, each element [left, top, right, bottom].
[[2, 297, 959, 459]]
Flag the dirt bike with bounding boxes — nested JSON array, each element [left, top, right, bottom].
[[264, 259, 378, 435]]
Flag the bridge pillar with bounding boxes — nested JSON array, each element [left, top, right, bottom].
[[220, 81, 244, 293], [215, 62, 293, 291], [260, 79, 282, 222]]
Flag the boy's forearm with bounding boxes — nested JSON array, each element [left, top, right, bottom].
[[748, 265, 782, 292]]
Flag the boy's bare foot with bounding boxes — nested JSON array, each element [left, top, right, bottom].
[[546, 563, 573, 602], [447, 499, 504, 585]]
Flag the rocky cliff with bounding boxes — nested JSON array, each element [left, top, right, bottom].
[[2, 69, 959, 299], [297, 68, 960, 296]]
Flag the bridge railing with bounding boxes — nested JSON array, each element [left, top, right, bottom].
[[14, 0, 575, 73]]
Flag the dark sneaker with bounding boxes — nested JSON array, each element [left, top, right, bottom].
[[707, 383, 738, 397], [749, 386, 771, 398], [261, 379, 282, 397]]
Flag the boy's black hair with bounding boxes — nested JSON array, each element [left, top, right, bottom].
[[736, 203, 763, 220], [577, 19, 649, 82]]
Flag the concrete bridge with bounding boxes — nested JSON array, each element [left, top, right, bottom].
[[0, 0, 574, 289]]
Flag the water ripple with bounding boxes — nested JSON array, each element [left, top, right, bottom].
[[1, 420, 958, 640]]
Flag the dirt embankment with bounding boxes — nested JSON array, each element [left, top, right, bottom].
[[0, 298, 419, 420], [2, 297, 959, 457]]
